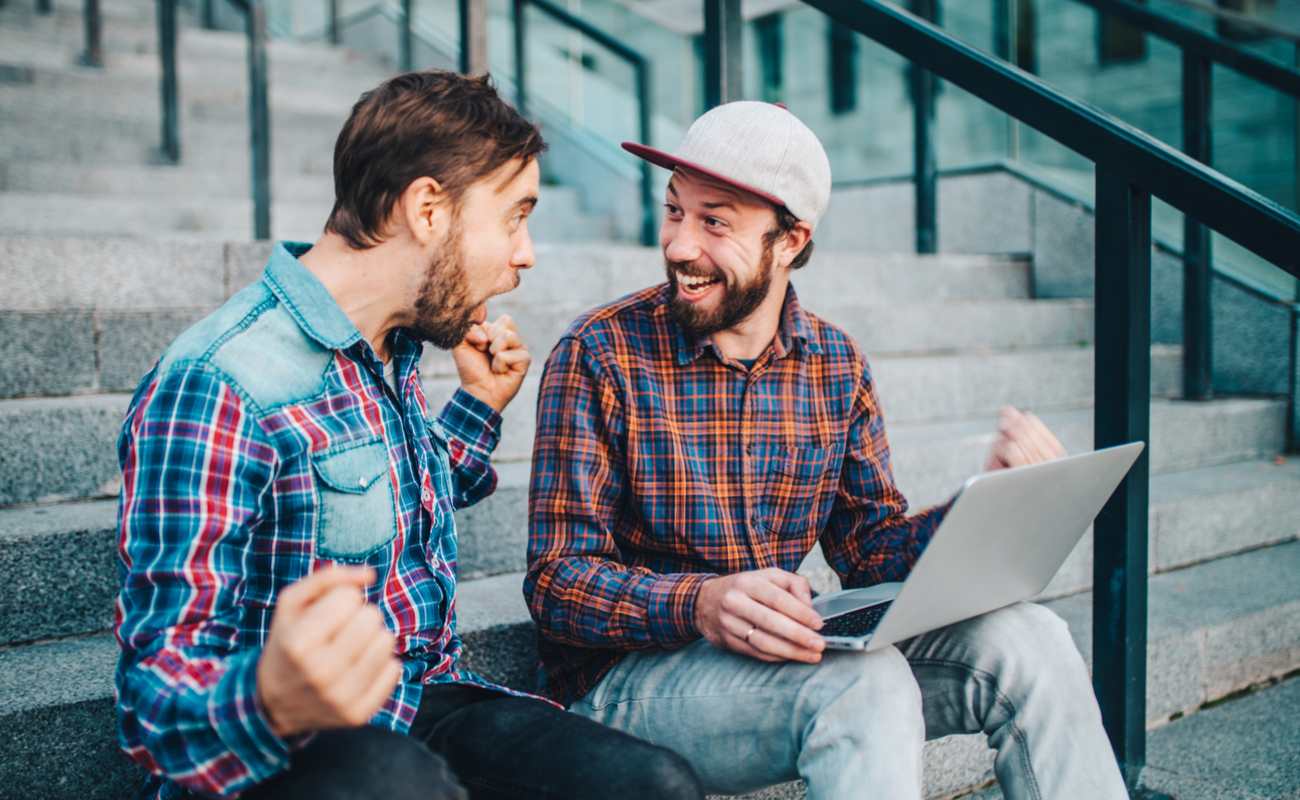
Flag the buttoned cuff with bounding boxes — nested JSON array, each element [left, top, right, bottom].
[[439, 388, 504, 457], [208, 648, 291, 785], [646, 572, 717, 645]]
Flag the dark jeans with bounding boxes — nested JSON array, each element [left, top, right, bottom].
[[242, 683, 704, 800]]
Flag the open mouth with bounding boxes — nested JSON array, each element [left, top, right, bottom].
[[677, 272, 723, 299]]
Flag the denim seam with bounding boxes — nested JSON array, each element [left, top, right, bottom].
[[906, 657, 1042, 800]]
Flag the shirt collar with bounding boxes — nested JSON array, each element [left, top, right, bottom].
[[667, 282, 823, 366], [262, 241, 365, 352]]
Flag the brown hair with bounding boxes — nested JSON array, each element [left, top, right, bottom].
[[326, 71, 546, 249], [764, 204, 815, 271]]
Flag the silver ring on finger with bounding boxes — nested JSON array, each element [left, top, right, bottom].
[[744, 625, 756, 643]]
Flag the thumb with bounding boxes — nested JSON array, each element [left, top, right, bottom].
[[278, 565, 375, 617]]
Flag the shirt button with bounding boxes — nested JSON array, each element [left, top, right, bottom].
[[422, 489, 432, 502]]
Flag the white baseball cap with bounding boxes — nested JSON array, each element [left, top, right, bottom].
[[622, 101, 832, 230]]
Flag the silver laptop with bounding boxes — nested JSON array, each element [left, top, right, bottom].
[[814, 442, 1144, 651]]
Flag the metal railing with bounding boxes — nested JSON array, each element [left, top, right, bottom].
[[699, 0, 1300, 792], [155, 0, 271, 239], [510, 0, 656, 245], [1033, 0, 1300, 430]]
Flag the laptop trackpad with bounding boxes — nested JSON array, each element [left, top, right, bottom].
[[813, 583, 903, 619]]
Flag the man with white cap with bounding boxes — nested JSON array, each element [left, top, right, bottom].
[[524, 101, 1128, 799]]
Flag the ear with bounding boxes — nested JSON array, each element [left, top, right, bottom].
[[775, 220, 813, 270], [395, 176, 447, 245]]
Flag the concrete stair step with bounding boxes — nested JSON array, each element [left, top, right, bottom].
[[0, 238, 1032, 313], [6, 454, 1294, 647], [422, 345, 1184, 463], [0, 186, 600, 243], [0, 383, 1279, 509], [5, 442, 1295, 648], [2, 541, 1296, 800], [1, 298, 1097, 399], [0, 160, 337, 200]]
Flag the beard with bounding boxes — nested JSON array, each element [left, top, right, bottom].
[[666, 238, 776, 340], [411, 219, 478, 349]]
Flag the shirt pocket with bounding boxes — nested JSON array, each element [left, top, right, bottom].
[[764, 444, 832, 539], [311, 438, 398, 562]]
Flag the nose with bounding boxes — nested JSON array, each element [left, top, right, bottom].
[[663, 221, 703, 265], [512, 226, 536, 271]]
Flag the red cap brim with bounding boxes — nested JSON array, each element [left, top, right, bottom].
[[621, 141, 787, 210]]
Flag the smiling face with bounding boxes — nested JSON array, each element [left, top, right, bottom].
[[661, 169, 787, 339], [410, 158, 539, 348]]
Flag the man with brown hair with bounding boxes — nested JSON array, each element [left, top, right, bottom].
[[114, 70, 702, 800]]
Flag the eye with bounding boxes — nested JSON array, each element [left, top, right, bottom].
[[663, 202, 682, 218], [704, 216, 727, 229]]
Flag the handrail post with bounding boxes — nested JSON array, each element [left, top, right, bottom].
[[328, 0, 339, 45], [201, 0, 215, 29], [1093, 167, 1153, 792], [636, 58, 655, 246], [400, 0, 413, 71], [458, 0, 488, 75], [80, 0, 103, 68], [246, 0, 271, 240], [1289, 301, 1299, 453], [910, 0, 939, 254], [157, 0, 180, 163], [703, 0, 742, 109], [36, 0, 51, 15], [512, 0, 526, 115], [1182, 51, 1213, 400]]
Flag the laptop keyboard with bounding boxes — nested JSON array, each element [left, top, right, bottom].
[[821, 601, 893, 638]]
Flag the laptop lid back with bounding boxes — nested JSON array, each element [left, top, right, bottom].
[[865, 442, 1144, 651]]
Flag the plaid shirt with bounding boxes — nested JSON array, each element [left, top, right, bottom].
[[525, 283, 949, 707], [114, 242, 531, 800]]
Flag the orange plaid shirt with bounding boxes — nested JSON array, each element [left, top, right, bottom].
[[525, 283, 949, 706]]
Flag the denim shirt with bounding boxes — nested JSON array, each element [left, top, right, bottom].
[[114, 242, 530, 799]]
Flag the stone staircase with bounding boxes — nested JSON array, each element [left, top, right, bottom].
[[1, 2, 1298, 799]]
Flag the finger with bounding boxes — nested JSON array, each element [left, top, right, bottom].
[[327, 602, 388, 650], [277, 566, 374, 618], [489, 314, 517, 335], [488, 328, 523, 356], [334, 625, 399, 705], [764, 570, 816, 612], [718, 629, 783, 662], [722, 613, 821, 663], [998, 406, 1023, 434], [730, 592, 824, 652], [1024, 413, 1067, 458], [491, 348, 531, 376], [359, 656, 404, 711], [751, 575, 823, 631], [462, 324, 490, 349], [294, 584, 368, 646]]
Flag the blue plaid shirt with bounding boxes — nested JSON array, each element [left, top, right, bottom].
[[114, 242, 531, 799]]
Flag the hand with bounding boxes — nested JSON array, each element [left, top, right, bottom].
[[256, 566, 403, 739], [453, 314, 531, 413], [983, 406, 1067, 471], [694, 568, 825, 663]]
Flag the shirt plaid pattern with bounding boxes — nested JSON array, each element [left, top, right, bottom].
[[526, 283, 949, 707], [114, 242, 532, 800]]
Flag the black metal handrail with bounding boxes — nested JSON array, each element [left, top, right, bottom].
[[1057, 0, 1300, 402], [715, 0, 1300, 792], [511, 0, 655, 246], [156, 0, 271, 239]]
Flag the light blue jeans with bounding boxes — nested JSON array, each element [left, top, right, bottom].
[[570, 602, 1128, 799]]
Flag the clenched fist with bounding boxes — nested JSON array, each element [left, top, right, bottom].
[[983, 406, 1067, 472], [256, 566, 403, 739], [454, 314, 531, 413]]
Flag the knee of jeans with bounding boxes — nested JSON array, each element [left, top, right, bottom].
[[806, 646, 923, 732], [620, 745, 704, 800], [983, 603, 1088, 688], [354, 731, 466, 800]]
